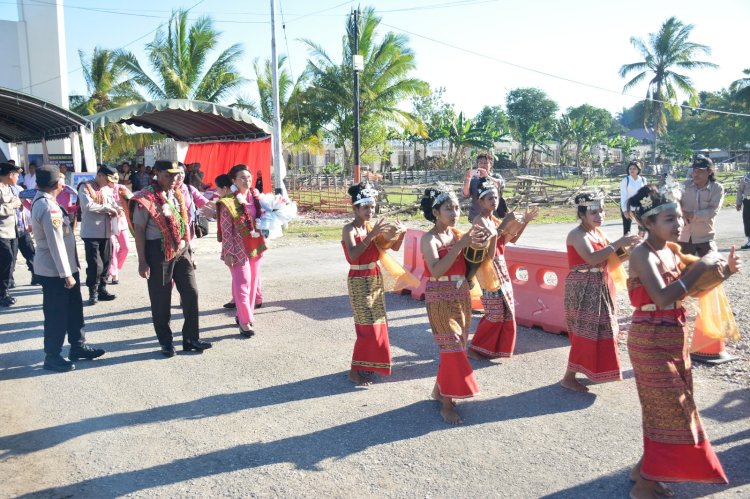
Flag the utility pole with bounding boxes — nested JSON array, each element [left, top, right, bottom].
[[352, 8, 363, 184], [270, 0, 285, 194]]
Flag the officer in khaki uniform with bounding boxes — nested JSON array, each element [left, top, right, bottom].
[[737, 172, 750, 249], [0, 162, 23, 306], [31, 165, 106, 372]]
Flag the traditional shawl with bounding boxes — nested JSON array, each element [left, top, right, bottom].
[[82, 181, 105, 205], [216, 191, 267, 258], [126, 182, 189, 261]]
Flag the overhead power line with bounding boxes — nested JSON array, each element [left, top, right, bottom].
[[380, 21, 750, 119]]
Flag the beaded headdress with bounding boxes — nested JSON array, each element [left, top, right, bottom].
[[428, 182, 458, 208], [352, 182, 378, 206], [576, 192, 605, 211], [477, 177, 498, 199], [633, 176, 683, 220]]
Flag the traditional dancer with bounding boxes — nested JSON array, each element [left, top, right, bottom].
[[420, 187, 489, 424], [341, 182, 406, 385], [626, 183, 740, 498], [216, 164, 266, 338], [468, 177, 538, 360], [560, 193, 639, 392], [108, 179, 132, 285]]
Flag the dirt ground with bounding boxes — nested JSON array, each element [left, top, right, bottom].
[[0, 212, 748, 498]]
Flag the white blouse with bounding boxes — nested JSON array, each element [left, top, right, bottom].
[[620, 175, 647, 212]]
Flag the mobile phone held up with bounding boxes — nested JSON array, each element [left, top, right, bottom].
[[470, 168, 480, 177]]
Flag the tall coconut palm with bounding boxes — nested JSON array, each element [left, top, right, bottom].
[[123, 9, 244, 102], [301, 6, 428, 167], [619, 17, 718, 162], [69, 47, 148, 162], [70, 47, 142, 115], [234, 56, 323, 155]]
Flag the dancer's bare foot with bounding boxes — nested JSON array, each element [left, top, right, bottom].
[[630, 479, 673, 499], [467, 348, 492, 361], [440, 399, 463, 425], [431, 384, 456, 406], [348, 369, 372, 386], [560, 371, 589, 392]]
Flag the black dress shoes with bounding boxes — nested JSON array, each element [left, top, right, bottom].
[[0, 295, 16, 307], [69, 344, 106, 361], [183, 339, 212, 352], [97, 288, 116, 301], [255, 301, 263, 309], [43, 355, 75, 372], [223, 301, 236, 309], [160, 344, 176, 358], [235, 317, 255, 338]]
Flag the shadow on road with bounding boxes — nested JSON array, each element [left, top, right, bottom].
[[14, 385, 595, 497]]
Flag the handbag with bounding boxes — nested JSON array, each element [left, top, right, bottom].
[[189, 186, 209, 238]]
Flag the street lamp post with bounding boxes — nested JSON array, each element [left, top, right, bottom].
[[352, 9, 363, 184]]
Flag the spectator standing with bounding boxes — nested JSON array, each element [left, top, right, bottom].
[[462, 152, 505, 222], [679, 156, 724, 257], [619, 160, 647, 235], [22, 162, 37, 189], [737, 171, 750, 249]]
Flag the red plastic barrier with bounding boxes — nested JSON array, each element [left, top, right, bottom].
[[397, 228, 427, 300], [504, 245, 570, 334]]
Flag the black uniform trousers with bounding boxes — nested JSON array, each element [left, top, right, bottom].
[[11, 231, 35, 282], [37, 272, 86, 357], [0, 237, 16, 298], [83, 238, 112, 289], [620, 210, 633, 235], [743, 199, 750, 238], [145, 240, 199, 346]]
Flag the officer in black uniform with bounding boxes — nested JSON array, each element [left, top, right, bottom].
[[30, 165, 105, 372]]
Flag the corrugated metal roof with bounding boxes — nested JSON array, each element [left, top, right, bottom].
[[86, 99, 271, 142], [0, 87, 89, 143]]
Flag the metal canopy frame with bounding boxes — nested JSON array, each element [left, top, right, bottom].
[[0, 87, 88, 143]]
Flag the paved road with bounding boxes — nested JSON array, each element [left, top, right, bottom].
[[0, 212, 747, 498]]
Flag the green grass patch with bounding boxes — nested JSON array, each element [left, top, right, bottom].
[[284, 223, 343, 241]]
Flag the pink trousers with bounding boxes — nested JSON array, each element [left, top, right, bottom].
[[231, 256, 262, 325], [109, 230, 130, 278]]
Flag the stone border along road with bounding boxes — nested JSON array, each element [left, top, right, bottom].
[[0, 211, 747, 497]]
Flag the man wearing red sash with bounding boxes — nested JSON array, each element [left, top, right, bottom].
[[128, 160, 211, 357]]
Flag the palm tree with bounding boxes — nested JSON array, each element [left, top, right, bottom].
[[619, 17, 718, 162], [123, 9, 244, 102], [69, 47, 148, 162], [730, 68, 750, 104], [301, 6, 428, 168], [70, 47, 142, 115], [234, 56, 323, 157]]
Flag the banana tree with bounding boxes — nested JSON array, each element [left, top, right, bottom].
[[442, 112, 494, 168]]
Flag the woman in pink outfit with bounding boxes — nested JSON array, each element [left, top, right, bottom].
[[216, 164, 266, 337], [108, 181, 133, 284]]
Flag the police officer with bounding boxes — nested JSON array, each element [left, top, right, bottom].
[[79, 164, 119, 305], [129, 160, 211, 357], [31, 165, 105, 372], [737, 171, 750, 250], [0, 162, 23, 306], [7, 168, 37, 287]]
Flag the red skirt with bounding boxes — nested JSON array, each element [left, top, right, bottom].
[[564, 268, 621, 382], [641, 437, 727, 483], [426, 279, 479, 399], [470, 287, 516, 358], [347, 272, 392, 375]]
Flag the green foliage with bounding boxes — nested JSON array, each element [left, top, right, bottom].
[[300, 6, 429, 168], [122, 9, 244, 102], [731, 68, 750, 105], [322, 163, 343, 174], [441, 112, 495, 167], [617, 101, 647, 130], [619, 16, 718, 142], [506, 88, 558, 166]]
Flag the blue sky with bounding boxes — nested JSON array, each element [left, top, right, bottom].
[[2, 0, 748, 118]]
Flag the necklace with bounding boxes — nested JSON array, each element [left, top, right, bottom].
[[644, 240, 677, 275]]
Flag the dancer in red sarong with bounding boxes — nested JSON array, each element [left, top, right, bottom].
[[419, 186, 490, 424], [468, 177, 538, 360], [341, 182, 405, 386], [626, 183, 740, 498], [560, 193, 640, 392]]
